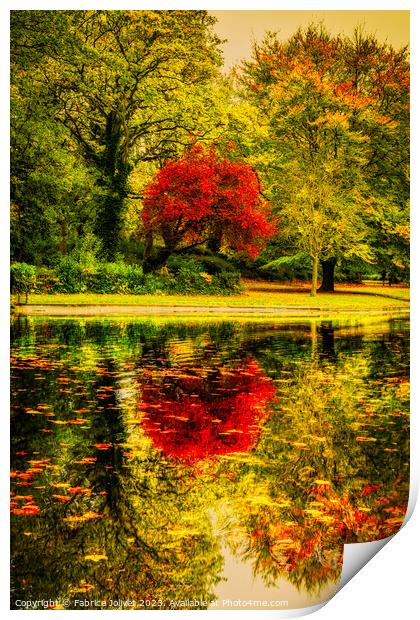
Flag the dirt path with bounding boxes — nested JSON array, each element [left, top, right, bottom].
[[13, 304, 410, 317]]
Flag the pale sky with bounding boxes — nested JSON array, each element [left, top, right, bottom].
[[210, 11, 410, 70]]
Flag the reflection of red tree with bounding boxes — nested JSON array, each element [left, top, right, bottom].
[[139, 358, 275, 463]]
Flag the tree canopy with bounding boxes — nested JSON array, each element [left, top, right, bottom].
[[142, 146, 276, 269], [238, 25, 409, 292]]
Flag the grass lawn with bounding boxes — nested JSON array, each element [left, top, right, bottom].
[[14, 281, 409, 311]]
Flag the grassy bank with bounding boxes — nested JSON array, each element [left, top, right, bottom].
[[12, 281, 409, 312]]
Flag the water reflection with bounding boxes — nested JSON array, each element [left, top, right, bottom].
[[10, 316, 409, 609], [140, 357, 275, 463]]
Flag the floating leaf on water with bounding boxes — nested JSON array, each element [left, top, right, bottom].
[[68, 419, 90, 425], [11, 505, 40, 516], [316, 515, 335, 524], [94, 443, 112, 450], [63, 512, 103, 525], [384, 517, 404, 525], [72, 581, 95, 593], [84, 554, 108, 562], [304, 509, 324, 517], [68, 487, 92, 495]]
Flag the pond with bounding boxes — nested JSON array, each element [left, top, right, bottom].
[[10, 314, 409, 610]]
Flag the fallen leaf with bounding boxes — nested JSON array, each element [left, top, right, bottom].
[[84, 554, 108, 562]]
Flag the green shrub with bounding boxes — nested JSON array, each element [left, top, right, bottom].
[[92, 263, 144, 294], [53, 259, 144, 294], [195, 254, 236, 274], [11, 258, 242, 297], [54, 257, 87, 293], [33, 266, 59, 293], [10, 262, 37, 301], [167, 255, 204, 273], [212, 270, 243, 294]]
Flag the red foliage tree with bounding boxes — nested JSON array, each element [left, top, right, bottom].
[[139, 358, 276, 464], [142, 146, 276, 266]]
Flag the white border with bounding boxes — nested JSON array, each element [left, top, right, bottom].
[[2, 2, 418, 618]]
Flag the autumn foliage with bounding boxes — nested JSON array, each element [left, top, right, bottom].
[[142, 146, 276, 259], [139, 358, 276, 463]]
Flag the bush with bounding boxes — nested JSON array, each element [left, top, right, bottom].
[[195, 254, 237, 275], [212, 270, 243, 294], [11, 258, 242, 297], [53, 259, 144, 294], [167, 254, 204, 273], [54, 257, 88, 293], [10, 262, 37, 301], [92, 263, 144, 294]]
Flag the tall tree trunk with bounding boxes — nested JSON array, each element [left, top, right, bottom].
[[97, 110, 131, 261], [59, 221, 68, 256], [142, 247, 172, 273], [143, 231, 154, 261], [318, 257, 337, 292], [207, 227, 222, 254], [310, 254, 319, 297]]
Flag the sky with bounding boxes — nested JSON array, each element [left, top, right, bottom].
[[209, 11, 410, 70]]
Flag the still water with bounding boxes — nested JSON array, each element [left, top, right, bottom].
[[10, 315, 409, 610]]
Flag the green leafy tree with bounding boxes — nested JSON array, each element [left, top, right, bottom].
[[10, 86, 100, 264], [11, 10, 224, 260], [239, 25, 409, 292]]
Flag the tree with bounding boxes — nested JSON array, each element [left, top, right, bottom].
[[141, 146, 276, 270], [10, 85, 100, 265], [11, 10, 224, 259], [239, 25, 409, 292]]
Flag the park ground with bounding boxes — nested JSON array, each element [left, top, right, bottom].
[[12, 280, 409, 315]]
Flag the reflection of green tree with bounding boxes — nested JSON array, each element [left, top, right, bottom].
[[11, 354, 224, 609], [11, 453, 224, 608], [11, 316, 409, 604], [217, 332, 409, 595]]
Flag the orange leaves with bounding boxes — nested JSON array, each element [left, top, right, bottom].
[[10, 458, 50, 488], [75, 457, 97, 465], [11, 505, 40, 516], [72, 581, 95, 594], [63, 511, 103, 525], [67, 486, 92, 495], [361, 484, 381, 496], [12, 472, 32, 480], [68, 418, 90, 425], [10, 493, 40, 516], [94, 443, 112, 450], [384, 516, 405, 526], [48, 418, 90, 426]]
